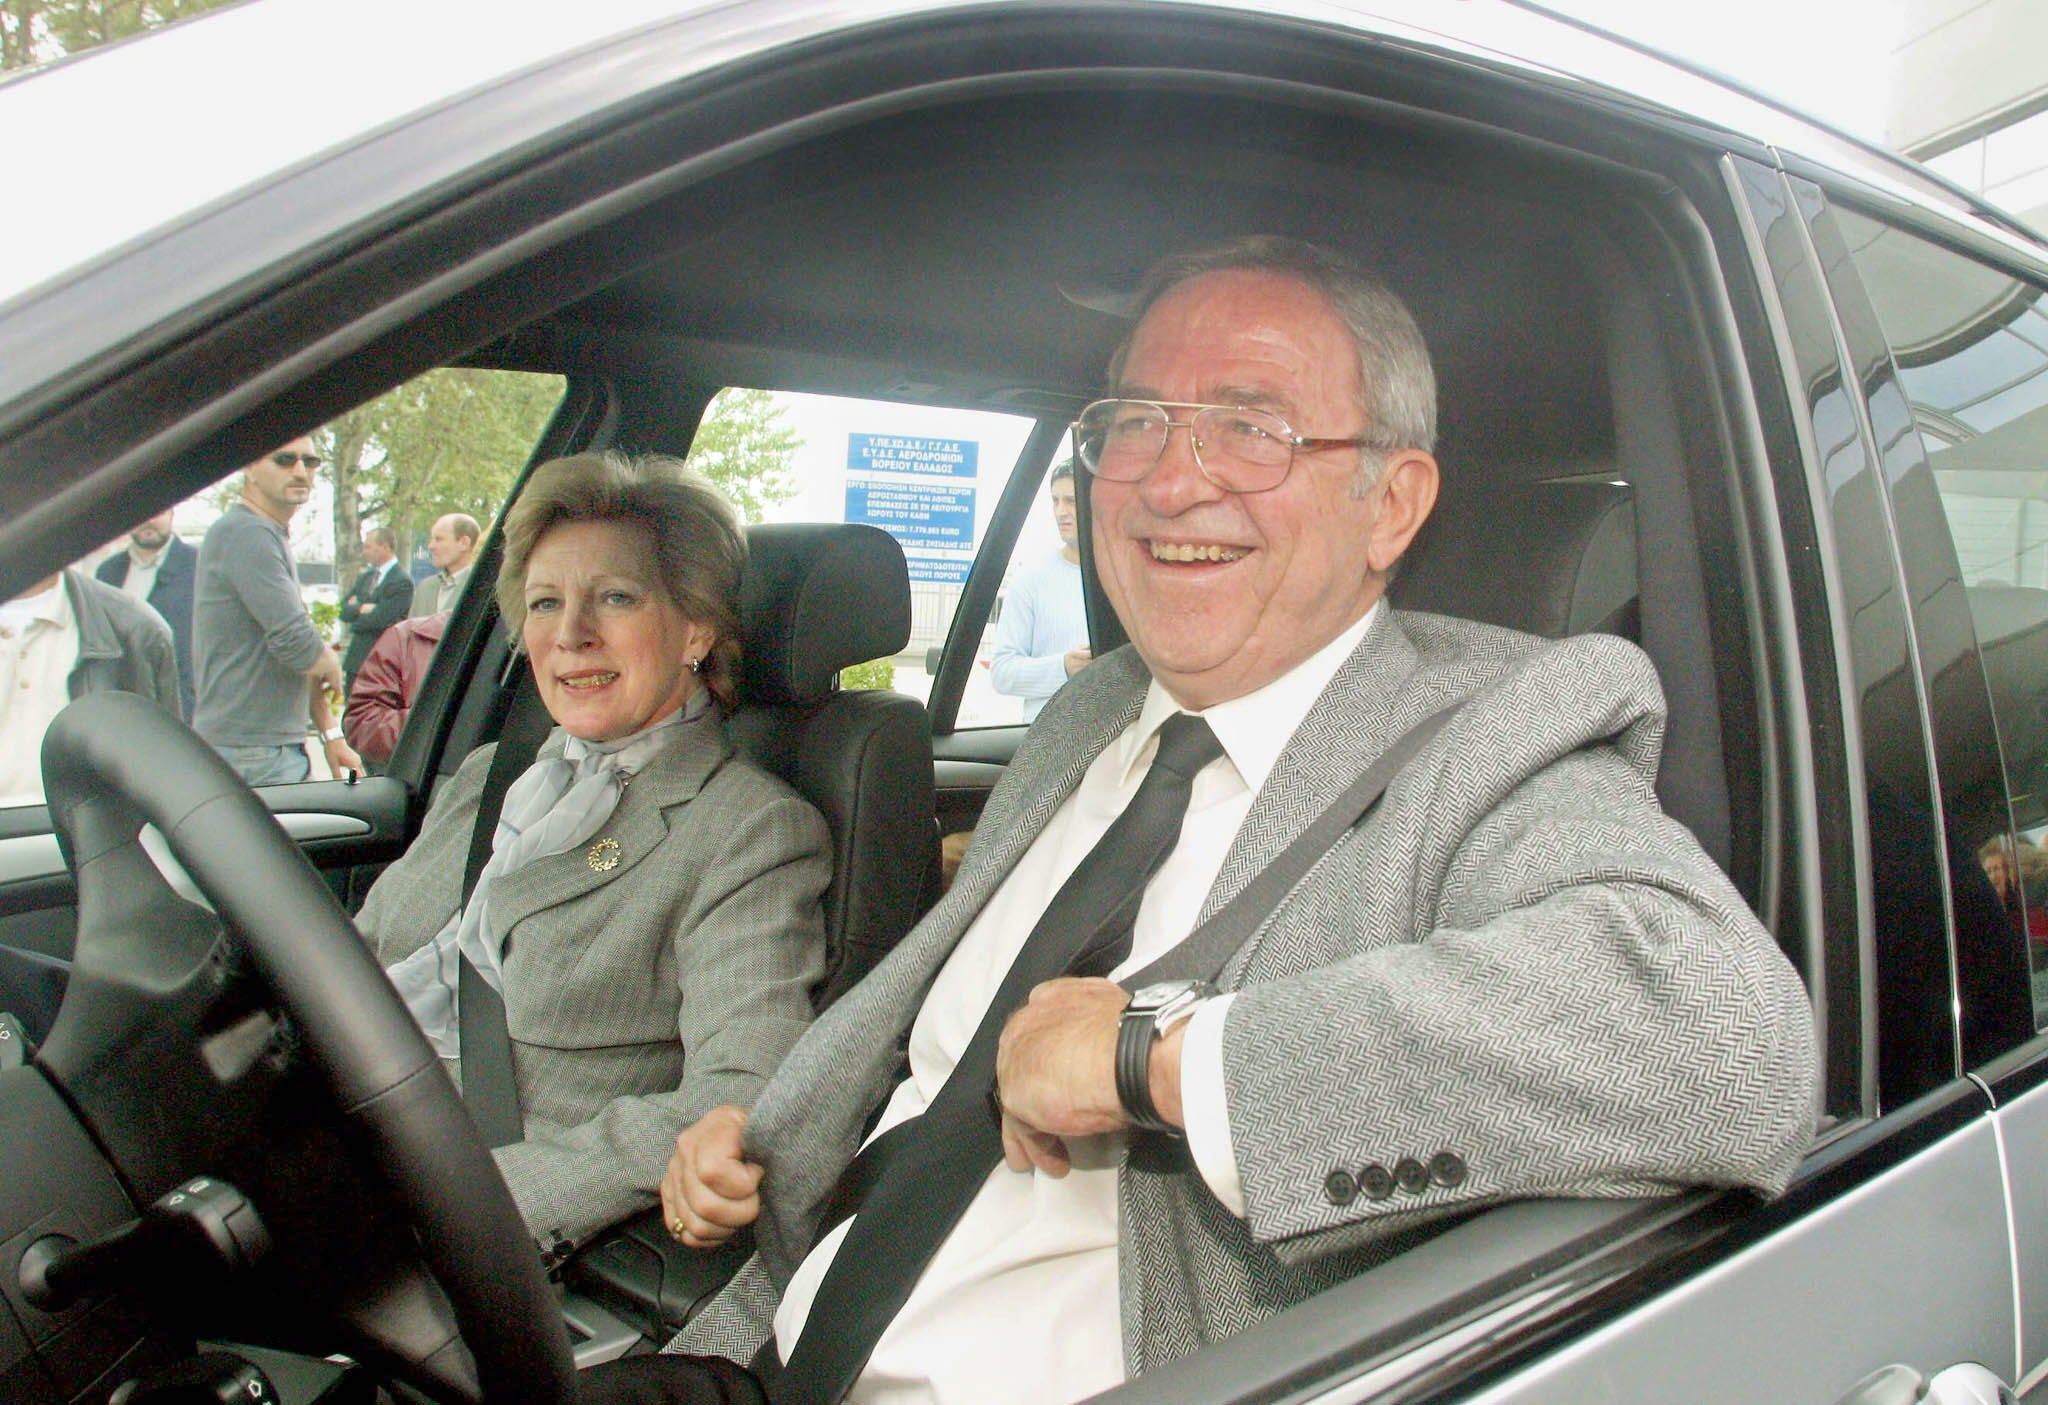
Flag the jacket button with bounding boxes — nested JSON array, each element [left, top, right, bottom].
[[1324, 1169, 1358, 1205], [1394, 1156, 1429, 1194], [1429, 1151, 1468, 1188], [1358, 1162, 1395, 1200]]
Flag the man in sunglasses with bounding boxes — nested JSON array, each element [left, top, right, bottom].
[[605, 237, 1815, 1405], [192, 437, 362, 785]]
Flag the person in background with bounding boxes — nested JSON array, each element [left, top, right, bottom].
[[989, 460, 1091, 721], [353, 452, 830, 1252], [345, 609, 447, 768], [410, 511, 481, 617], [340, 526, 414, 691], [95, 508, 197, 717], [0, 569, 179, 806], [191, 437, 362, 785]]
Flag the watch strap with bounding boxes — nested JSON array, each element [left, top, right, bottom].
[[1116, 1005, 1173, 1134]]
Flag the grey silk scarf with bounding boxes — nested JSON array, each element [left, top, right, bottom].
[[388, 690, 710, 1059]]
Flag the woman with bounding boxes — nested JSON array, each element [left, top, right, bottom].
[[355, 452, 830, 1250]]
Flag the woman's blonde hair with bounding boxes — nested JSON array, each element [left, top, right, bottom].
[[497, 452, 747, 709]]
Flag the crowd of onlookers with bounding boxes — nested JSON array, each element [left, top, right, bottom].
[[0, 441, 485, 802]]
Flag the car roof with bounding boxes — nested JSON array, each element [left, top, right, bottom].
[[0, 0, 2028, 318]]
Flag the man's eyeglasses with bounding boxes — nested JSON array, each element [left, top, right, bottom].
[[1071, 398, 1384, 494], [269, 451, 324, 470]]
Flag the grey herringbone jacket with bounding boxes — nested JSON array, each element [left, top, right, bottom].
[[678, 610, 1817, 1378], [356, 716, 830, 1246]]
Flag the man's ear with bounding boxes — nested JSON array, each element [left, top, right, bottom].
[[1364, 449, 1439, 576]]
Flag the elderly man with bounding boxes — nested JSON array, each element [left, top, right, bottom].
[[408, 511, 480, 617], [192, 438, 362, 785], [603, 237, 1816, 1405]]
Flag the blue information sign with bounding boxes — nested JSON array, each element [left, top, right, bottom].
[[846, 482, 975, 548], [903, 555, 972, 585], [849, 434, 978, 479]]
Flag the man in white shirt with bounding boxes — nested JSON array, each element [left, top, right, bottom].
[[989, 462, 1091, 721], [0, 570, 180, 807], [607, 236, 1816, 1405]]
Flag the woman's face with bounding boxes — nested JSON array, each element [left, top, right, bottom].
[[520, 519, 715, 742]]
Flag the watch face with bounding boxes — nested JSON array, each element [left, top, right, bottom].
[[1134, 979, 1198, 1008]]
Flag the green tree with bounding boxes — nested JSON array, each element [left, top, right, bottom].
[[2, 0, 238, 71], [319, 369, 565, 582], [686, 387, 803, 524]]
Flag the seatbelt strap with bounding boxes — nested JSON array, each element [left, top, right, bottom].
[[1121, 698, 1465, 989], [807, 699, 1464, 1249], [457, 666, 554, 1149]]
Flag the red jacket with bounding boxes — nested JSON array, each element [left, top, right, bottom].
[[344, 611, 447, 765]]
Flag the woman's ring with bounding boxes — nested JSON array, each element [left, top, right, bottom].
[[670, 1218, 688, 1239]]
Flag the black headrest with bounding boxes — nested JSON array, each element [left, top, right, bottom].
[[739, 523, 911, 705]]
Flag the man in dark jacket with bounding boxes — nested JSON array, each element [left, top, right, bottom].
[[0, 569, 180, 807], [95, 509, 197, 717], [339, 526, 413, 689]]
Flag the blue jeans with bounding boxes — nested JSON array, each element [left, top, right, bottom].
[[213, 742, 311, 787]]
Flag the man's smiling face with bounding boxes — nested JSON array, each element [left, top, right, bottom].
[[1092, 268, 1432, 709]]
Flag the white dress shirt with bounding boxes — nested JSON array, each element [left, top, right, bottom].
[[0, 582, 78, 807], [119, 548, 164, 603], [774, 604, 1383, 1405]]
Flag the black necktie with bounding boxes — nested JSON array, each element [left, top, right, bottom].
[[773, 714, 1225, 1405]]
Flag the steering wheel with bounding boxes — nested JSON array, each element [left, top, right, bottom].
[[35, 692, 576, 1404]]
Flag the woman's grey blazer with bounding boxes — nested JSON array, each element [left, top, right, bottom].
[[355, 715, 830, 1247]]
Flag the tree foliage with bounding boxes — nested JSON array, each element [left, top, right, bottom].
[[686, 387, 803, 525], [318, 369, 565, 581], [1, 0, 238, 71]]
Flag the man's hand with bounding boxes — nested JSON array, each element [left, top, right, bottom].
[[661, 1104, 763, 1248], [323, 735, 363, 780], [995, 977, 1130, 1177], [1063, 647, 1093, 678]]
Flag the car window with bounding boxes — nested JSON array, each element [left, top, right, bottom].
[[2, 366, 565, 805], [689, 387, 1041, 721], [1834, 207, 2048, 1028]]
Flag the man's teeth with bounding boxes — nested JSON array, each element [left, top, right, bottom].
[[563, 672, 618, 689], [1149, 542, 1248, 563]]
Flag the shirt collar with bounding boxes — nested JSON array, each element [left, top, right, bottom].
[[1115, 599, 1385, 792]]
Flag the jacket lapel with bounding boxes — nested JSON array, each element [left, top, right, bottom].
[[484, 719, 730, 937], [1194, 611, 1428, 937]]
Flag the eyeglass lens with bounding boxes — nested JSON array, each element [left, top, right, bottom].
[[269, 451, 323, 470], [1074, 401, 1293, 491]]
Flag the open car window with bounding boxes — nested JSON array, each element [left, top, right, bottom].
[[686, 387, 1042, 722], [0, 366, 564, 807]]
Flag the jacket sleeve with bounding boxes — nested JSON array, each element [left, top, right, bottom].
[[1216, 729, 1817, 1267], [345, 625, 412, 765], [362, 571, 414, 635], [492, 791, 832, 1247]]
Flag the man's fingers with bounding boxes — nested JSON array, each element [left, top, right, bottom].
[[1000, 1112, 1072, 1178]]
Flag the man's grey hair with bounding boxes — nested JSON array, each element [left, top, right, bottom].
[[365, 525, 397, 551], [1049, 459, 1075, 487], [1110, 236, 1438, 485]]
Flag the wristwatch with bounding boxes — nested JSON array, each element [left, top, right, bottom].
[[320, 726, 346, 743], [1116, 979, 1217, 1135]]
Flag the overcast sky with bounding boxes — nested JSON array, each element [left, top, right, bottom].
[[1533, 0, 1906, 145]]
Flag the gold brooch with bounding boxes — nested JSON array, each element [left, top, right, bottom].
[[587, 837, 620, 872]]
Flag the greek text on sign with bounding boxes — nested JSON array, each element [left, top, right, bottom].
[[849, 433, 978, 479], [845, 483, 975, 548]]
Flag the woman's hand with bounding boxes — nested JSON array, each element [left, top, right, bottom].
[[660, 1104, 763, 1248]]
